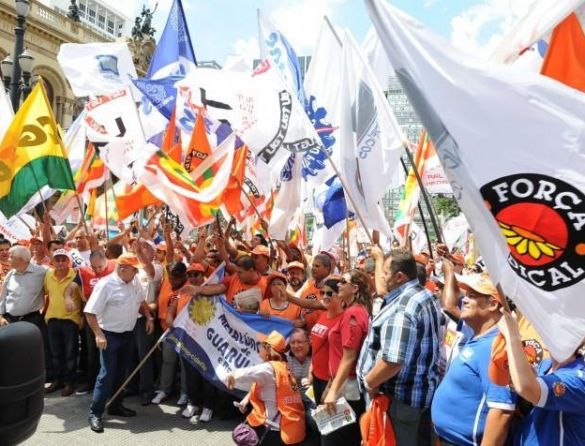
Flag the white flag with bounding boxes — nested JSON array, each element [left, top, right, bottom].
[[269, 154, 303, 240], [302, 18, 342, 186], [488, 0, 584, 64], [176, 65, 322, 176], [0, 82, 13, 140], [84, 88, 150, 185], [367, 0, 585, 360], [338, 31, 404, 236], [57, 43, 139, 97]]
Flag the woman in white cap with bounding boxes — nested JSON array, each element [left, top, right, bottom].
[[226, 330, 306, 446]]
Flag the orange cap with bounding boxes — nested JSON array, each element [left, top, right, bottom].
[[116, 252, 141, 268], [267, 272, 287, 286], [451, 252, 465, 266], [156, 242, 167, 251], [257, 330, 288, 354], [414, 254, 429, 266], [457, 273, 502, 304], [286, 261, 305, 272], [251, 245, 270, 257], [187, 262, 206, 273]]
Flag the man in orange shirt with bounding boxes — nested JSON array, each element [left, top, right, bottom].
[[191, 256, 267, 305], [288, 254, 332, 330]]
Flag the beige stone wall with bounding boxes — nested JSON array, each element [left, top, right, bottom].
[[0, 0, 113, 128]]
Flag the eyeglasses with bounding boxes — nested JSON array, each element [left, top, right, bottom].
[[187, 272, 203, 278], [319, 290, 336, 297]]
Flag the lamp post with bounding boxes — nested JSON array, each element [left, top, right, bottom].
[[2, 0, 33, 109]]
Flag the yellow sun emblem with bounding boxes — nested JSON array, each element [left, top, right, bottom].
[[189, 298, 216, 326], [499, 222, 561, 260]]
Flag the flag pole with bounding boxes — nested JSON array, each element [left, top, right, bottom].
[[399, 157, 434, 259], [233, 176, 276, 253], [105, 330, 169, 409], [317, 145, 376, 246], [73, 192, 91, 235], [104, 171, 110, 241], [401, 142, 444, 244]]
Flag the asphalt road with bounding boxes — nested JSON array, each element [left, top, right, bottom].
[[22, 391, 237, 445]]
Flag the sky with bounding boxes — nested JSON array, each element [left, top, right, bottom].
[[77, 0, 535, 66]]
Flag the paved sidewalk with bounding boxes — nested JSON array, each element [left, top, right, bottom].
[[22, 392, 236, 445]]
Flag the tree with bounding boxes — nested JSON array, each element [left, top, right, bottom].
[[432, 194, 460, 220]]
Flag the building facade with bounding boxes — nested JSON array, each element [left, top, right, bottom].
[[0, 0, 132, 128]]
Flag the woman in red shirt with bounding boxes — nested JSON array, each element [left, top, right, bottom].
[[309, 276, 344, 406], [322, 269, 370, 446]]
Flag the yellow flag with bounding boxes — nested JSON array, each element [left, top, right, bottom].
[[0, 81, 74, 217]]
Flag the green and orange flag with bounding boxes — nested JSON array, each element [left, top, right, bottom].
[[0, 82, 75, 217]]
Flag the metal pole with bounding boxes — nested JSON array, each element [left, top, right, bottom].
[[9, 14, 25, 110], [402, 143, 444, 244]]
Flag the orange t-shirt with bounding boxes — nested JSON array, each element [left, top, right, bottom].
[[224, 274, 267, 304], [158, 276, 172, 325], [300, 279, 324, 331], [259, 299, 302, 322]]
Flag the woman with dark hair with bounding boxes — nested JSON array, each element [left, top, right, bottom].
[[321, 270, 370, 446], [226, 331, 306, 446], [309, 277, 345, 406]]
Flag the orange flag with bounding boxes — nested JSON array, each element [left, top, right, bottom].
[[540, 12, 585, 92], [114, 114, 181, 219]]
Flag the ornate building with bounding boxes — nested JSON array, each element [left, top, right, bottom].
[[0, 0, 139, 128]]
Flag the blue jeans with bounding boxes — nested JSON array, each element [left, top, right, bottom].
[[47, 318, 78, 384], [90, 330, 133, 417]]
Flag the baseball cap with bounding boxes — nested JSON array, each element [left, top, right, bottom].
[[116, 252, 141, 268], [51, 248, 71, 259], [156, 242, 167, 251], [286, 261, 305, 272], [187, 263, 206, 273], [251, 245, 270, 257], [414, 254, 429, 266], [257, 330, 288, 354], [234, 287, 262, 308], [267, 272, 288, 286], [456, 273, 502, 304], [451, 252, 465, 266]]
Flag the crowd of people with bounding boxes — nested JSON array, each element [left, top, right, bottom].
[[0, 207, 584, 445]]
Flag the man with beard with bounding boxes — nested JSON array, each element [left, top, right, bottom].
[[286, 261, 306, 297]]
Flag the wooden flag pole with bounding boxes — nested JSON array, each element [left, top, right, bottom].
[[106, 330, 168, 409]]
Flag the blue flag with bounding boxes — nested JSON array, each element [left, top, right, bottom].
[[132, 75, 182, 120], [148, 0, 197, 78], [320, 176, 352, 228]]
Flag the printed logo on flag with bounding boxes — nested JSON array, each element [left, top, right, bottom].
[[481, 174, 585, 291], [189, 298, 216, 325], [95, 55, 120, 77], [303, 95, 337, 180]]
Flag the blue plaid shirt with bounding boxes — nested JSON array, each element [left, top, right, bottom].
[[357, 279, 442, 409]]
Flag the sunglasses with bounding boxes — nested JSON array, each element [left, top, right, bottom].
[[319, 290, 336, 298], [187, 271, 203, 277]]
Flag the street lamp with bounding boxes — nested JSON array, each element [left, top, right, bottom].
[[6, 0, 33, 109]]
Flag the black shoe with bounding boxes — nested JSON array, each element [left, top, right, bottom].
[[45, 381, 64, 394], [88, 415, 104, 433], [107, 405, 137, 417], [141, 392, 152, 406]]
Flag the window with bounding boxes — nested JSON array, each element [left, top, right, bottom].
[[98, 14, 105, 28], [107, 20, 114, 34]]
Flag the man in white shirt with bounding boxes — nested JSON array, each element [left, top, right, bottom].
[[84, 253, 155, 433]]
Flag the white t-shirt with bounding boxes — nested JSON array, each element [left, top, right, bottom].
[[233, 362, 280, 430], [84, 272, 146, 333], [69, 249, 90, 267]]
